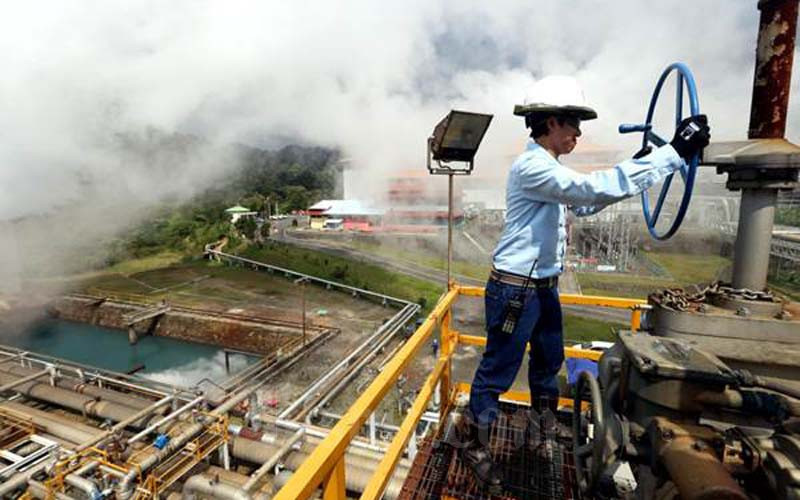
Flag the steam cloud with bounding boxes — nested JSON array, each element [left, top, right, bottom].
[[0, 1, 796, 291]]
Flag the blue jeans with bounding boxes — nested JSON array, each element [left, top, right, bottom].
[[469, 278, 564, 427]]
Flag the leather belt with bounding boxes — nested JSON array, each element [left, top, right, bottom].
[[489, 267, 558, 289]]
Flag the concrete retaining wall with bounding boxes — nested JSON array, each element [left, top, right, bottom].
[[50, 296, 298, 354]]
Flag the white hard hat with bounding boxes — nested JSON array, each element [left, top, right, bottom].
[[514, 75, 598, 120]]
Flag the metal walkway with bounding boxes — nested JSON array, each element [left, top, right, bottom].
[[398, 402, 580, 500], [122, 304, 170, 326]]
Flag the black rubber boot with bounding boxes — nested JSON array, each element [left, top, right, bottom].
[[460, 419, 504, 494], [533, 395, 570, 440]]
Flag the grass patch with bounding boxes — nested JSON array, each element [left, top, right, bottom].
[[641, 251, 730, 285], [577, 251, 733, 298], [349, 239, 490, 280], [242, 241, 444, 312], [563, 314, 625, 343], [105, 251, 185, 276], [769, 278, 800, 301], [577, 272, 675, 299]]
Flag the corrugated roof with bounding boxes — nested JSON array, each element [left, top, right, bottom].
[[310, 199, 384, 216]]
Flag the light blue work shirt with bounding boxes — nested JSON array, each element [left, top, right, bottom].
[[492, 141, 685, 278]]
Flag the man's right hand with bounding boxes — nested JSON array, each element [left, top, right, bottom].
[[670, 114, 710, 160]]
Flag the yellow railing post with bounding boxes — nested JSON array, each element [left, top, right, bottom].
[[272, 287, 460, 500], [439, 306, 453, 421], [631, 307, 643, 331], [323, 458, 346, 500]]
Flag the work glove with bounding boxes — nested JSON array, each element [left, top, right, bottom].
[[669, 114, 710, 160]]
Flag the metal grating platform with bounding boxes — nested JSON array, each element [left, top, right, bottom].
[[398, 402, 581, 500]]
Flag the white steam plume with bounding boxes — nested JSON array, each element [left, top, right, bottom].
[[0, 1, 794, 289]]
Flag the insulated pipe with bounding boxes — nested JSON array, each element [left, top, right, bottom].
[[0, 461, 49, 497], [65, 461, 101, 500], [230, 436, 407, 499], [1, 402, 98, 445], [0, 371, 148, 427], [306, 308, 412, 419], [243, 428, 305, 493], [181, 475, 267, 500], [77, 394, 176, 451], [26, 480, 76, 500], [274, 417, 387, 454], [306, 304, 418, 418], [0, 364, 157, 411], [0, 369, 50, 393], [118, 379, 268, 499], [126, 395, 204, 444], [319, 410, 401, 432], [233, 419, 390, 457], [278, 304, 415, 420]]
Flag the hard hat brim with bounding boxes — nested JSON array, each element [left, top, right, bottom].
[[513, 104, 598, 121]]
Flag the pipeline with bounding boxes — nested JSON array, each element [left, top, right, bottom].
[[302, 303, 418, 421], [77, 394, 177, 451], [182, 474, 268, 500], [0, 370, 148, 426], [117, 376, 268, 499], [1, 402, 99, 444], [64, 461, 101, 500], [0, 461, 51, 498], [242, 428, 305, 493], [26, 480, 76, 500], [0, 363, 158, 411], [230, 435, 407, 500], [280, 302, 417, 421], [126, 395, 204, 444]]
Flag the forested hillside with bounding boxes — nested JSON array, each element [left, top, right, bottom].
[[112, 131, 341, 263]]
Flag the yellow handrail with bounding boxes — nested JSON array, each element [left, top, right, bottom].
[[272, 287, 461, 500], [273, 284, 646, 500]]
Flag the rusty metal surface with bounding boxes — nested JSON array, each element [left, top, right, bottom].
[[398, 402, 580, 500], [749, 0, 799, 139], [651, 417, 748, 500]]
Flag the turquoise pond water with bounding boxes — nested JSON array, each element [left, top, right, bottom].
[[3, 319, 254, 387]]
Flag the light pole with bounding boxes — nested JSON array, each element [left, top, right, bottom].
[[294, 277, 308, 345], [427, 110, 493, 290]]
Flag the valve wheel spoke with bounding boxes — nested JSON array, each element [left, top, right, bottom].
[[636, 62, 700, 240]]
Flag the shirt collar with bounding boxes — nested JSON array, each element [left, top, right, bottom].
[[525, 139, 542, 152]]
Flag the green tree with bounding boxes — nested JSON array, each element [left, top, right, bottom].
[[235, 217, 258, 240], [776, 207, 800, 227], [283, 185, 310, 212]]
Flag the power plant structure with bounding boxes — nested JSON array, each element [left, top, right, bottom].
[[1, 2, 800, 500]]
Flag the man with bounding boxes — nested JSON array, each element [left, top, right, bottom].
[[461, 76, 710, 490]]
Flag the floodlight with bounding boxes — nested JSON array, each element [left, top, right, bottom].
[[427, 110, 493, 175]]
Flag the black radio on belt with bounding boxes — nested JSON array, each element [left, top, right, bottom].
[[499, 259, 537, 335], [501, 297, 524, 335]]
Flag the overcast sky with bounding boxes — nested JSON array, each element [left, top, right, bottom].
[[2, 1, 795, 217]]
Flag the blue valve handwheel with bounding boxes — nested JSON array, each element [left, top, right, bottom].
[[628, 63, 700, 240]]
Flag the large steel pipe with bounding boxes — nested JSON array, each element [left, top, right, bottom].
[[0, 462, 50, 497], [0, 371, 145, 426], [748, 0, 799, 139], [65, 461, 101, 500], [117, 377, 268, 499], [732, 188, 779, 290], [230, 436, 406, 499], [182, 474, 268, 500], [0, 364, 157, 410], [1, 402, 98, 445], [733, 0, 800, 289]]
